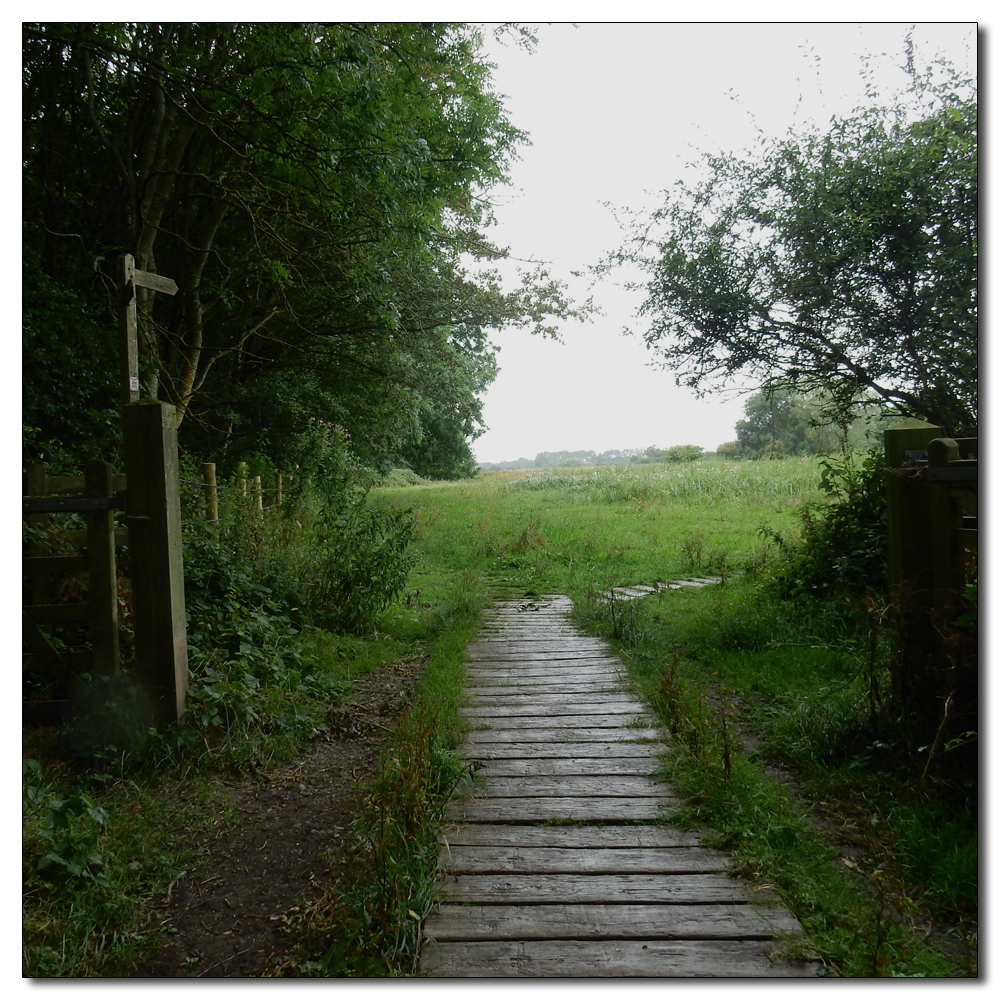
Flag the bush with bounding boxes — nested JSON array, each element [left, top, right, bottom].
[[775, 449, 887, 600], [664, 444, 704, 462]]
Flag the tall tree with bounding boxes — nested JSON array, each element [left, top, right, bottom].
[[22, 22, 589, 470], [601, 57, 977, 436]]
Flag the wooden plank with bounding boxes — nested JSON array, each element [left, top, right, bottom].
[[440, 846, 729, 875], [424, 902, 804, 940], [24, 603, 91, 623], [464, 691, 638, 704], [467, 641, 607, 653], [439, 824, 704, 849], [463, 682, 629, 697], [418, 939, 819, 977], [466, 714, 652, 730], [470, 757, 660, 778], [467, 646, 609, 658], [466, 661, 623, 675], [466, 742, 661, 760], [465, 698, 638, 711], [478, 628, 583, 637], [466, 669, 623, 682], [461, 775, 674, 799], [22, 473, 126, 497], [435, 872, 748, 905], [468, 664, 616, 678], [132, 267, 179, 295], [464, 674, 625, 688], [480, 617, 579, 624], [446, 797, 673, 823], [465, 727, 661, 743], [461, 703, 643, 718]]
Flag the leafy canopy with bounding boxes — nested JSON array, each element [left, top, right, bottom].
[[601, 52, 977, 436], [22, 22, 590, 474]]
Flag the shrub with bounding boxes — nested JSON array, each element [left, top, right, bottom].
[[775, 449, 888, 600], [664, 444, 704, 462]]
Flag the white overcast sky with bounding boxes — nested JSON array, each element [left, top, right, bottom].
[[467, 21, 977, 464]]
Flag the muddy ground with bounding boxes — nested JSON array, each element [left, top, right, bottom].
[[130, 655, 426, 978]]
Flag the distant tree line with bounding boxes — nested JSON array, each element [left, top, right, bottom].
[[477, 389, 893, 472], [477, 443, 707, 471]]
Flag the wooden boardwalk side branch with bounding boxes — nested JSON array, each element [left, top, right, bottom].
[[419, 595, 819, 978]]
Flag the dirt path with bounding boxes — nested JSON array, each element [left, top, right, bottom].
[[130, 655, 426, 978]]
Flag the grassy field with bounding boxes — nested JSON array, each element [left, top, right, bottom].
[[373, 456, 978, 978], [378, 458, 822, 600]]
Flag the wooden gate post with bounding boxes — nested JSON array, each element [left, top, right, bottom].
[[123, 399, 188, 723], [884, 418, 943, 713]]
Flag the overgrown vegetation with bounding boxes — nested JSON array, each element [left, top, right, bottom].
[[22, 427, 485, 977]]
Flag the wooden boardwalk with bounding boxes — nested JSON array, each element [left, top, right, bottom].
[[418, 595, 819, 977]]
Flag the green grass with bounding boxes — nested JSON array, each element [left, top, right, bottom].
[[371, 458, 977, 977]]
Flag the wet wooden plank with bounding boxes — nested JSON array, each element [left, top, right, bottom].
[[423, 902, 804, 940], [465, 727, 661, 743], [462, 775, 672, 799], [439, 824, 705, 849], [464, 691, 638, 706], [466, 646, 609, 659], [468, 757, 660, 777], [418, 939, 820, 977], [440, 845, 729, 874], [445, 797, 673, 823], [466, 665, 624, 691], [464, 674, 625, 688], [461, 703, 644, 718], [465, 741, 662, 759], [466, 657, 621, 669], [435, 872, 748, 905], [465, 713, 652, 730], [463, 682, 629, 697]]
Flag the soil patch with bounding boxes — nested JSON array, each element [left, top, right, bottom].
[[130, 654, 426, 978]]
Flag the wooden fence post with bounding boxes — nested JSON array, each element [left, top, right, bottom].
[[85, 460, 120, 675], [237, 462, 247, 497], [202, 462, 219, 532], [884, 418, 943, 712], [122, 399, 188, 724], [253, 475, 263, 511]]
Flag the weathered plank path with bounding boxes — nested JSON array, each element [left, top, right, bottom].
[[418, 595, 819, 977]]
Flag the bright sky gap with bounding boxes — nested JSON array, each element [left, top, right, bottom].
[[468, 22, 977, 466]]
